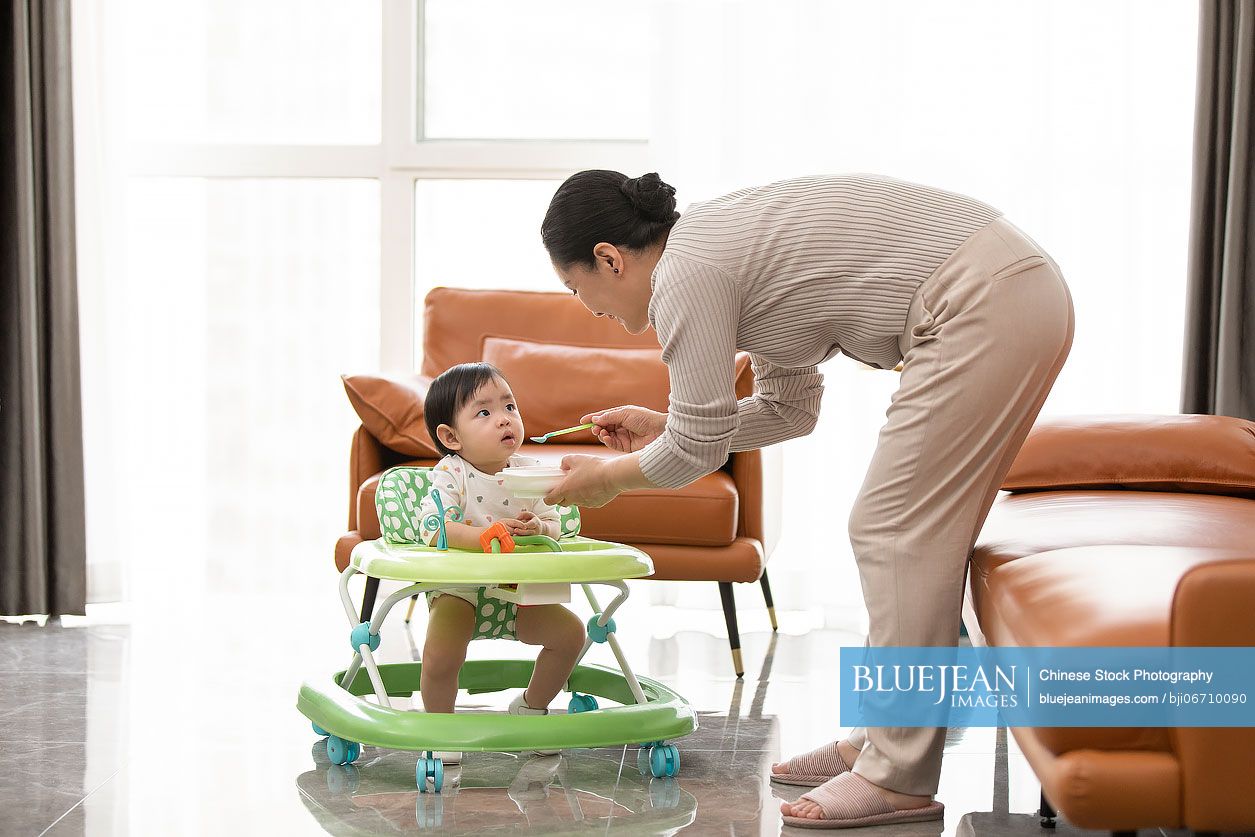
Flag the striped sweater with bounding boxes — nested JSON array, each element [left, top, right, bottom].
[[637, 173, 1002, 489]]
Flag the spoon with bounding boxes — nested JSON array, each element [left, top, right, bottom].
[[529, 422, 595, 444]]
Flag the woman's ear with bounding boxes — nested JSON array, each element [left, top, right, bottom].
[[593, 242, 623, 276], [436, 423, 461, 451]]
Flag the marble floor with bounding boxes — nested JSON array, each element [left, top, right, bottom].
[[2, 578, 1249, 836]]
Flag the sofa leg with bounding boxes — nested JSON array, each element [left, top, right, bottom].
[[360, 575, 380, 624], [1038, 789, 1056, 828], [1110, 832, 1136, 837], [718, 582, 745, 679], [759, 571, 778, 631], [404, 594, 419, 624]]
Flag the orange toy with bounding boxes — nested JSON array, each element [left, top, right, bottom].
[[479, 522, 515, 554]]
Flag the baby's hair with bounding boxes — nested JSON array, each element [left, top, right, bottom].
[[424, 362, 507, 458]]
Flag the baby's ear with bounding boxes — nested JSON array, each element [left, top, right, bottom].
[[436, 423, 461, 451]]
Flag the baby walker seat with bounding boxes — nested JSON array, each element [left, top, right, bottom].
[[297, 466, 697, 792]]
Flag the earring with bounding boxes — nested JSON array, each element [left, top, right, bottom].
[[613, 268, 619, 274]]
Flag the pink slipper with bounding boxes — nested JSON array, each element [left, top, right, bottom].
[[782, 772, 944, 829], [770, 740, 851, 787]]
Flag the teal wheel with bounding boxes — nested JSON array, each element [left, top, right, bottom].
[[417, 755, 444, 792], [567, 693, 599, 713], [311, 721, 328, 737], [326, 735, 360, 765], [650, 744, 679, 778]]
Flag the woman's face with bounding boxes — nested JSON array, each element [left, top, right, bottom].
[[553, 244, 654, 335]]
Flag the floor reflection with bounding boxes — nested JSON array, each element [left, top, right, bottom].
[[4, 587, 1191, 837], [296, 747, 700, 834]]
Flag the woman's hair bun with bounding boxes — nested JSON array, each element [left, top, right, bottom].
[[620, 172, 678, 224]]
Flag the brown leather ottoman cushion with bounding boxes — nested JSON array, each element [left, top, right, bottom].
[[981, 544, 1251, 756]]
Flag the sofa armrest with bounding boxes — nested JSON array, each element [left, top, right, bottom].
[[1169, 557, 1255, 832], [731, 447, 784, 562]]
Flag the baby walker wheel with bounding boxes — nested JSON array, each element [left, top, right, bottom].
[[649, 744, 680, 778], [326, 735, 361, 766], [567, 692, 599, 713], [311, 722, 328, 738], [416, 753, 444, 793]]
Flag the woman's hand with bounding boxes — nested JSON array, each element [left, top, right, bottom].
[[581, 405, 667, 452], [544, 454, 623, 508]]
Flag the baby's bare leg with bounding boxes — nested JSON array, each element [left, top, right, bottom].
[[513, 604, 586, 708], [419, 595, 475, 713]]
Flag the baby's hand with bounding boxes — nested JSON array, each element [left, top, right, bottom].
[[499, 515, 540, 537]]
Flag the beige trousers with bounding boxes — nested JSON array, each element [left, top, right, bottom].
[[843, 216, 1075, 795]]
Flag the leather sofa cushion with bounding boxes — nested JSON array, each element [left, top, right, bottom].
[[422, 287, 664, 376], [341, 373, 440, 458], [482, 337, 670, 443], [980, 544, 1251, 757], [971, 490, 1255, 620], [355, 443, 738, 548], [631, 538, 764, 582], [1003, 414, 1255, 497]]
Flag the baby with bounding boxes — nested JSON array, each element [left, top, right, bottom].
[[416, 362, 585, 760]]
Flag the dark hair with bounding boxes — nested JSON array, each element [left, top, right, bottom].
[[423, 362, 507, 458], [541, 170, 679, 270]]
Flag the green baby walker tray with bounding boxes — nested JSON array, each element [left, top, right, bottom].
[[297, 466, 697, 793]]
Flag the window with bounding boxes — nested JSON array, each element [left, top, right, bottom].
[[74, 0, 649, 600], [75, 0, 1198, 629], [421, 0, 650, 140]]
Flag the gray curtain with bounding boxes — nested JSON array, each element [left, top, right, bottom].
[[1183, 0, 1255, 420], [1, 0, 86, 617]]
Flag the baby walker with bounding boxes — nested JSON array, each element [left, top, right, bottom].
[[296, 466, 697, 793]]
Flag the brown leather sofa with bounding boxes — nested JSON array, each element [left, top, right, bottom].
[[337, 287, 783, 677], [964, 414, 1255, 836]]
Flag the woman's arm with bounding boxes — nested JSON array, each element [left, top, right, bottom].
[[553, 256, 824, 505], [635, 256, 742, 489], [728, 355, 824, 451]]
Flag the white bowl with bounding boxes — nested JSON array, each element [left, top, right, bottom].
[[496, 465, 564, 499]]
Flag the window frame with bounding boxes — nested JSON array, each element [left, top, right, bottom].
[[128, 0, 649, 372]]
